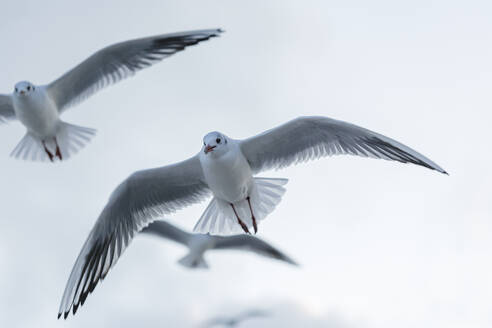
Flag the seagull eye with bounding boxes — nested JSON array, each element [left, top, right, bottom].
[[27, 86, 31, 91], [216, 138, 221, 144], [14, 88, 18, 93]]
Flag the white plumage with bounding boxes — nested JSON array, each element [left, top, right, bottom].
[[0, 29, 222, 162], [58, 115, 447, 318]]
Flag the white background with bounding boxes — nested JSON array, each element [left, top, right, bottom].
[[0, 0, 490, 327]]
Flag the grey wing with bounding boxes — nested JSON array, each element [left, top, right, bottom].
[[58, 155, 211, 319], [213, 235, 298, 266], [46, 29, 223, 112], [141, 220, 191, 246], [0, 94, 15, 122], [240, 116, 447, 174]]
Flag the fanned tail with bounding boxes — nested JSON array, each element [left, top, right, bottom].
[[193, 177, 288, 235], [55, 122, 96, 160], [10, 122, 96, 162], [10, 133, 47, 161]]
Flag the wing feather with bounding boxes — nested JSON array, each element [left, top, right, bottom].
[[141, 221, 191, 246], [240, 116, 447, 174], [0, 94, 15, 122], [47, 29, 222, 112], [213, 235, 298, 265], [58, 155, 210, 319]]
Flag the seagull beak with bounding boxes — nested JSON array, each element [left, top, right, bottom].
[[204, 145, 216, 154], [19, 90, 25, 95]]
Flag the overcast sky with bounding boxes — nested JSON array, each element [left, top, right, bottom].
[[0, 0, 490, 327]]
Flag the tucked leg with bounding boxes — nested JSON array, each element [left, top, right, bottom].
[[246, 196, 258, 234], [42, 140, 54, 162], [54, 137, 62, 160], [230, 203, 250, 234]]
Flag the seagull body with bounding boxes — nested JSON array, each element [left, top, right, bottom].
[[59, 116, 447, 318], [142, 220, 298, 269], [0, 29, 222, 162], [200, 137, 253, 203], [12, 83, 58, 136], [181, 234, 215, 268], [198, 135, 267, 233]]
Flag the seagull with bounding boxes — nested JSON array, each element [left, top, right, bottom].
[[203, 309, 270, 327], [142, 220, 298, 269], [58, 115, 447, 318], [0, 29, 222, 162]]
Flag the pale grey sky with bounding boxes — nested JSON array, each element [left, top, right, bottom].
[[0, 0, 490, 327]]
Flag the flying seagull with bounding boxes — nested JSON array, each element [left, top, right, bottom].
[[142, 220, 298, 269], [58, 115, 447, 318], [203, 309, 270, 327], [0, 29, 222, 162]]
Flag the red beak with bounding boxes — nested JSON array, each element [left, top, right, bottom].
[[204, 145, 216, 154]]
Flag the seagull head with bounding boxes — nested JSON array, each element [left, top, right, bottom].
[[14, 81, 36, 97], [202, 131, 229, 157]]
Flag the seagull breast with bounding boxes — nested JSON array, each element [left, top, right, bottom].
[[13, 87, 59, 137], [199, 141, 254, 203]]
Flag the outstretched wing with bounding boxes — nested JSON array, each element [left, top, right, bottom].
[[47, 29, 223, 112], [0, 94, 15, 122], [141, 220, 191, 246], [213, 235, 298, 266], [240, 116, 447, 174], [58, 155, 211, 319]]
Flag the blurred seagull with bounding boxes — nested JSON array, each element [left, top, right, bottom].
[[0, 29, 222, 162], [142, 220, 298, 269], [59, 116, 447, 318], [203, 309, 270, 327]]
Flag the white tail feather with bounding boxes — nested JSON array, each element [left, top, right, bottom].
[[10, 122, 96, 162], [193, 177, 288, 235], [178, 254, 209, 269]]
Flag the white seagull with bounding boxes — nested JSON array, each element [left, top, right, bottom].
[[58, 116, 447, 318], [142, 220, 298, 269], [0, 29, 222, 162]]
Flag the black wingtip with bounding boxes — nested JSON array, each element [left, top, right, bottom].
[[290, 259, 300, 267], [73, 301, 80, 314], [57, 313, 61, 320], [283, 256, 300, 267]]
